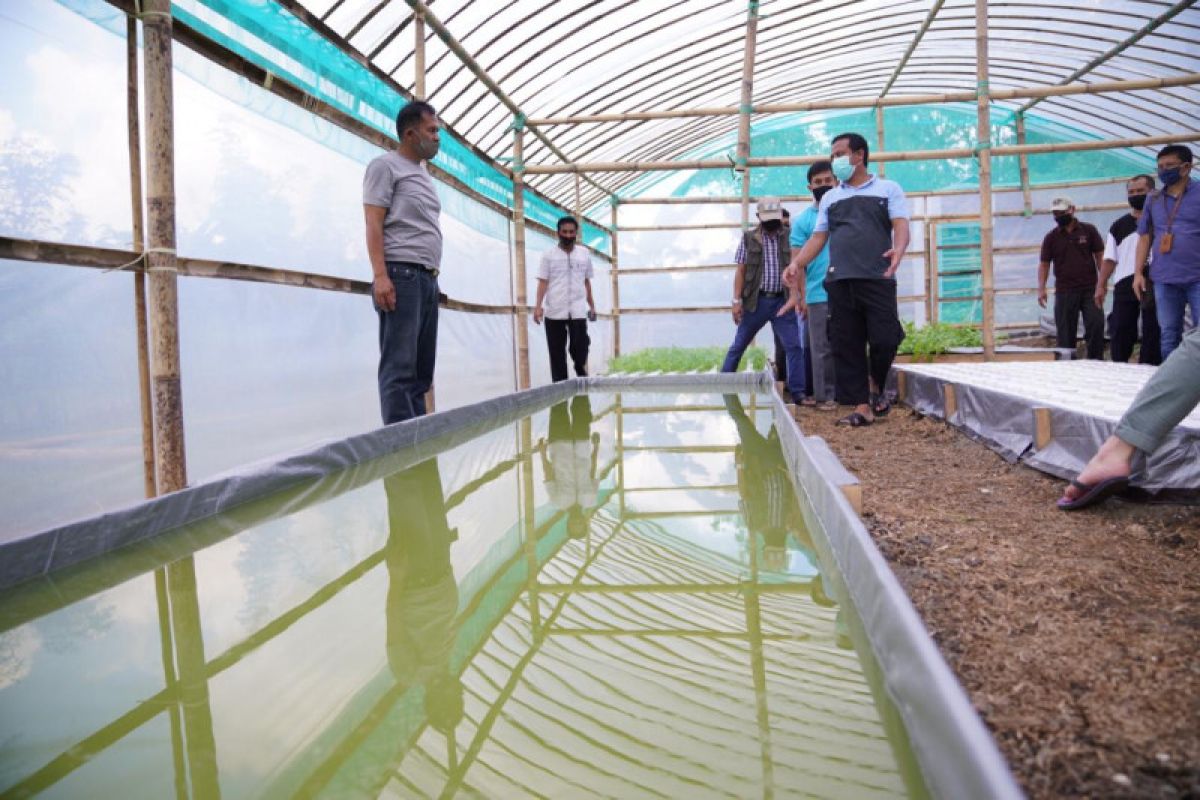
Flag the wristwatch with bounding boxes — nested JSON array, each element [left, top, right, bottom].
[[731, 298, 742, 305]]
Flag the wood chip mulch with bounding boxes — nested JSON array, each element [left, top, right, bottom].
[[794, 403, 1200, 800]]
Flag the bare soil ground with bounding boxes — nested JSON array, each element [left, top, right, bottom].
[[795, 404, 1200, 800]]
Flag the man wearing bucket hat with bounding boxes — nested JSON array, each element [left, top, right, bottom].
[[1037, 196, 1106, 359], [722, 196, 807, 405]]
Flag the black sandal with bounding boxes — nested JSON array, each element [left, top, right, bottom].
[[870, 393, 891, 417], [836, 411, 874, 427]]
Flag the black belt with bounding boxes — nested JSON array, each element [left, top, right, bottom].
[[759, 289, 786, 298], [387, 260, 439, 278]]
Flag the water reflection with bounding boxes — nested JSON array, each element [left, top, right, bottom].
[[383, 458, 463, 738], [541, 396, 600, 540], [0, 392, 918, 798]]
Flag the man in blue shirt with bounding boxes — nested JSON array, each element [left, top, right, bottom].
[[1133, 144, 1200, 360], [790, 160, 838, 409], [722, 197, 806, 403], [784, 133, 910, 427]]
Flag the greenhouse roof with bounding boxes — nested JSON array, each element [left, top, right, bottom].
[[273, 0, 1200, 208]]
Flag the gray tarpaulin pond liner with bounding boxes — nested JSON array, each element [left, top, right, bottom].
[[0, 370, 1022, 799], [898, 360, 1200, 491]]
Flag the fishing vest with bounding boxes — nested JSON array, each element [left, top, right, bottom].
[[740, 228, 791, 313]]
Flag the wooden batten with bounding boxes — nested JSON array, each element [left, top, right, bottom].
[[943, 384, 959, 420], [1033, 407, 1053, 450]]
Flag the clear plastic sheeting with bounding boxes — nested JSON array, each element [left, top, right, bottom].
[[0, 262, 146, 542]]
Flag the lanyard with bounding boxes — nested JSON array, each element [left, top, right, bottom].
[[1161, 183, 1188, 234]]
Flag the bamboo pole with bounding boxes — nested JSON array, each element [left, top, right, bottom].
[[1017, 0, 1198, 115], [399, 0, 613, 206], [611, 199, 621, 357], [876, 106, 886, 178], [512, 124, 531, 390], [143, 0, 187, 493], [130, 4, 615, 240], [1016, 112, 1032, 216], [977, 0, 996, 359], [126, 14, 156, 499], [736, 1, 759, 230], [573, 174, 582, 223], [924, 220, 935, 324], [413, 9, 425, 100], [526, 72, 1200, 125], [619, 175, 1129, 205], [879, 0, 948, 98], [523, 132, 1200, 175]]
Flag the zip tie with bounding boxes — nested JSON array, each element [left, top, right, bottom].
[[512, 157, 524, 173], [974, 139, 992, 155], [739, 103, 754, 115], [976, 79, 990, 98], [145, 247, 179, 273], [510, 113, 526, 131]]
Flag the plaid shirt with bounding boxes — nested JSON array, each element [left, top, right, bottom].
[[734, 229, 783, 293]]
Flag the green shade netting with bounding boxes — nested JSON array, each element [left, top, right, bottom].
[[626, 104, 1154, 200]]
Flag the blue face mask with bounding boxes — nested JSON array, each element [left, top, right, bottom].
[[1158, 166, 1185, 187], [831, 155, 855, 183]]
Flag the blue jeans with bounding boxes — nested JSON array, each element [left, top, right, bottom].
[[1154, 280, 1200, 360], [377, 262, 439, 424], [722, 294, 805, 398]]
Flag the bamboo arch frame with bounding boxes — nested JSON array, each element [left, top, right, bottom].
[[8, 0, 1199, 509]]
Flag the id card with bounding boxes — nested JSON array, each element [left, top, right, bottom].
[[1160, 232, 1174, 254]]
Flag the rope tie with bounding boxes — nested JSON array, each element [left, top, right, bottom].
[[103, 247, 176, 274]]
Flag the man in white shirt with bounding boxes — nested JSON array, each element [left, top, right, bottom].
[[534, 216, 597, 382], [1096, 174, 1161, 364]]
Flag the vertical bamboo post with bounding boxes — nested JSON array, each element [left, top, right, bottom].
[[923, 218, 935, 324], [413, 10, 426, 100], [976, 0, 996, 359], [573, 174, 583, 222], [143, 0, 187, 492], [875, 106, 886, 178], [127, 14, 157, 499], [1016, 111, 1032, 216], [512, 121, 531, 390], [736, 1, 759, 229], [928, 221, 940, 324], [610, 198, 621, 358]]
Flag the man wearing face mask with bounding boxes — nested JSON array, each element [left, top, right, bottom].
[[364, 100, 444, 423], [1037, 197, 1106, 360], [783, 133, 910, 427], [789, 160, 838, 409], [1097, 175, 1161, 365], [1133, 144, 1199, 361], [534, 216, 596, 382], [722, 197, 806, 404]]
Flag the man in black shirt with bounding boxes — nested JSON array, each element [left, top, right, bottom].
[[1038, 197, 1106, 359]]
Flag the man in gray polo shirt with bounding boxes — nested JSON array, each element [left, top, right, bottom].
[[784, 132, 910, 427], [363, 100, 443, 424]]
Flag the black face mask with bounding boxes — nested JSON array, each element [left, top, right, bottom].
[[1053, 214, 1073, 228], [1128, 194, 1147, 211], [762, 219, 783, 233], [812, 185, 833, 204]]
